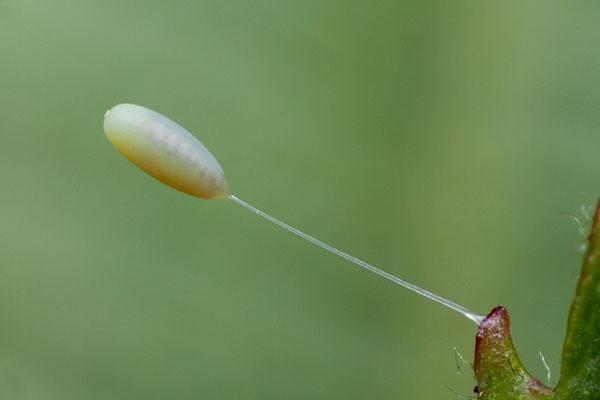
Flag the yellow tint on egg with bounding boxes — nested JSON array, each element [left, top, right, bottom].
[[103, 103, 229, 200]]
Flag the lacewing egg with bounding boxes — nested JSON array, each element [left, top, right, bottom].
[[103, 103, 230, 200], [103, 105, 483, 325]]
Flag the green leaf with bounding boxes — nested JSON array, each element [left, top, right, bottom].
[[473, 200, 600, 399], [555, 201, 600, 399]]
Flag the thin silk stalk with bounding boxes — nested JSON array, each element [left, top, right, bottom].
[[228, 195, 484, 325]]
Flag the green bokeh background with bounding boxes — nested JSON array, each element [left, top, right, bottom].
[[1, 1, 600, 399]]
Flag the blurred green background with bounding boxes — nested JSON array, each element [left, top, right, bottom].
[[1, 1, 600, 399]]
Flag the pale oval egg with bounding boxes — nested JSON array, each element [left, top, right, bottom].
[[104, 103, 229, 199]]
